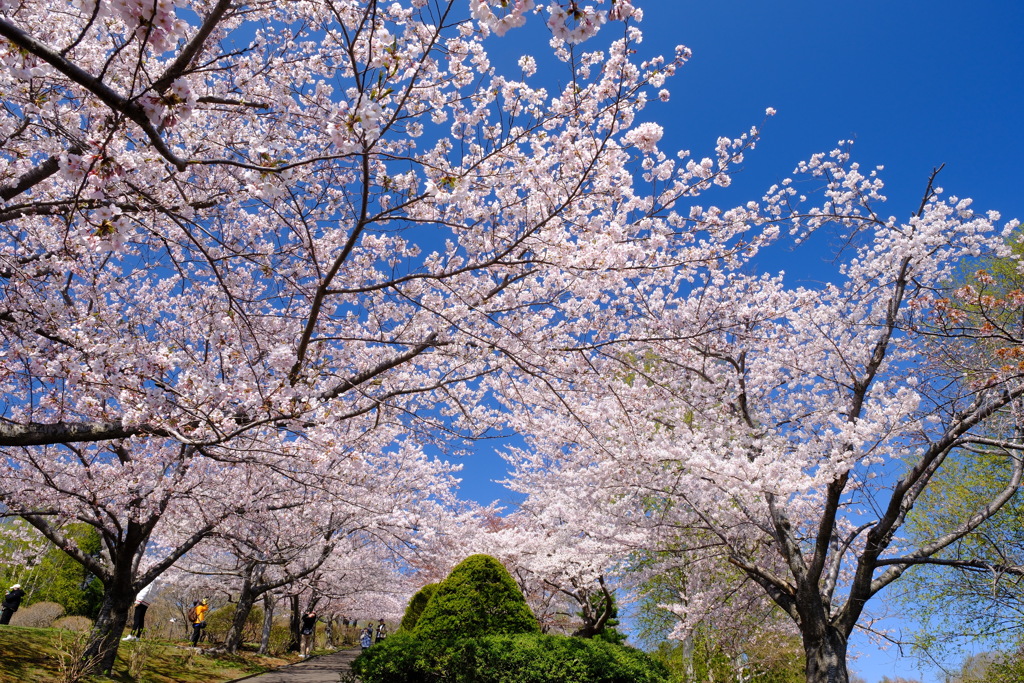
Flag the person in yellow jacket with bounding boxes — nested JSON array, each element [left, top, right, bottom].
[[190, 598, 209, 646]]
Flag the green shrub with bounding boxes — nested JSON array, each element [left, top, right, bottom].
[[399, 583, 438, 633], [352, 633, 669, 683], [204, 604, 264, 645], [415, 555, 539, 641], [354, 556, 665, 683], [266, 619, 293, 656], [352, 632, 438, 682], [463, 634, 669, 683]]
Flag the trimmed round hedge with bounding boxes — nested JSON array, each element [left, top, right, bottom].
[[414, 554, 540, 641], [353, 554, 667, 683], [399, 583, 438, 633], [352, 632, 670, 683]]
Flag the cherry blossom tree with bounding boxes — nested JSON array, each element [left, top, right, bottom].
[[0, 0, 730, 670], [501, 156, 1024, 683], [0, 0, 695, 455], [409, 502, 629, 636], [12, 3, 1013, 682], [175, 435, 459, 653], [0, 438, 237, 672], [178, 502, 341, 653], [0, 412, 460, 668]]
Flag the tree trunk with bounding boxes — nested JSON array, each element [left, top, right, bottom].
[[223, 562, 258, 653], [289, 594, 300, 652], [802, 627, 849, 683], [223, 586, 258, 653], [259, 593, 274, 654], [324, 615, 334, 648], [83, 578, 134, 675]]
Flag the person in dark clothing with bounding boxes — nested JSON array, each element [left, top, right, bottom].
[[375, 618, 388, 643], [299, 609, 318, 657], [123, 584, 153, 640], [0, 584, 25, 625]]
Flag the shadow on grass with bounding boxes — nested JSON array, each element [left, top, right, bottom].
[[0, 625, 300, 683]]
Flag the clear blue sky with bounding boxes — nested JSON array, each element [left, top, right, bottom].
[[453, 2, 1024, 680]]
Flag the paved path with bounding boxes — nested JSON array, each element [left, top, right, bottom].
[[228, 649, 361, 682]]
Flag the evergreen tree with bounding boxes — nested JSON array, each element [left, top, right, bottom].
[[415, 554, 540, 641], [399, 583, 438, 633]]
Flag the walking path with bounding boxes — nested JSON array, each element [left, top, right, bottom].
[[228, 648, 361, 682]]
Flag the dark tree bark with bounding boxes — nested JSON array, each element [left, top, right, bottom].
[[218, 538, 335, 653], [222, 562, 261, 653], [565, 576, 614, 639], [83, 577, 135, 675], [801, 627, 849, 683], [259, 593, 275, 654], [289, 594, 301, 652]]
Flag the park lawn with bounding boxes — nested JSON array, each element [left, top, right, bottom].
[[0, 625, 300, 682]]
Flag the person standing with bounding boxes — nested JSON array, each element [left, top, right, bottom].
[[190, 598, 209, 646], [375, 618, 388, 644], [123, 584, 153, 641], [359, 626, 373, 651], [299, 608, 317, 658], [0, 584, 25, 625]]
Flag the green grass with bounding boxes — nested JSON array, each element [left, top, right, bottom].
[[0, 625, 304, 682]]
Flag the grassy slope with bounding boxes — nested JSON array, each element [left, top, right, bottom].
[[0, 625, 301, 682]]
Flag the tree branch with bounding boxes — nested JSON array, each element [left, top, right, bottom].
[[0, 419, 164, 446], [0, 18, 187, 171]]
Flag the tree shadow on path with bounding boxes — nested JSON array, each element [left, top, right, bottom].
[[227, 649, 360, 683]]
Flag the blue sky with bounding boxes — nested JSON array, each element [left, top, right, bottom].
[[451, 2, 1023, 680]]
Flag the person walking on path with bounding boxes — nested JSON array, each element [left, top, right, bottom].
[[360, 626, 372, 651], [123, 583, 153, 641], [190, 598, 210, 646], [299, 608, 317, 658], [0, 584, 25, 625]]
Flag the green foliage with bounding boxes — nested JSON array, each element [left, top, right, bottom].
[[204, 604, 266, 645], [357, 555, 663, 682], [0, 522, 103, 619], [896, 226, 1024, 656], [625, 547, 805, 683], [399, 582, 438, 633], [650, 639, 731, 683], [983, 653, 1024, 683], [28, 524, 104, 618], [901, 448, 1024, 648], [462, 634, 669, 683], [415, 554, 540, 641], [649, 631, 805, 683], [583, 590, 626, 645], [629, 563, 684, 651], [353, 632, 670, 683], [942, 648, 1024, 683], [351, 632, 434, 682]]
